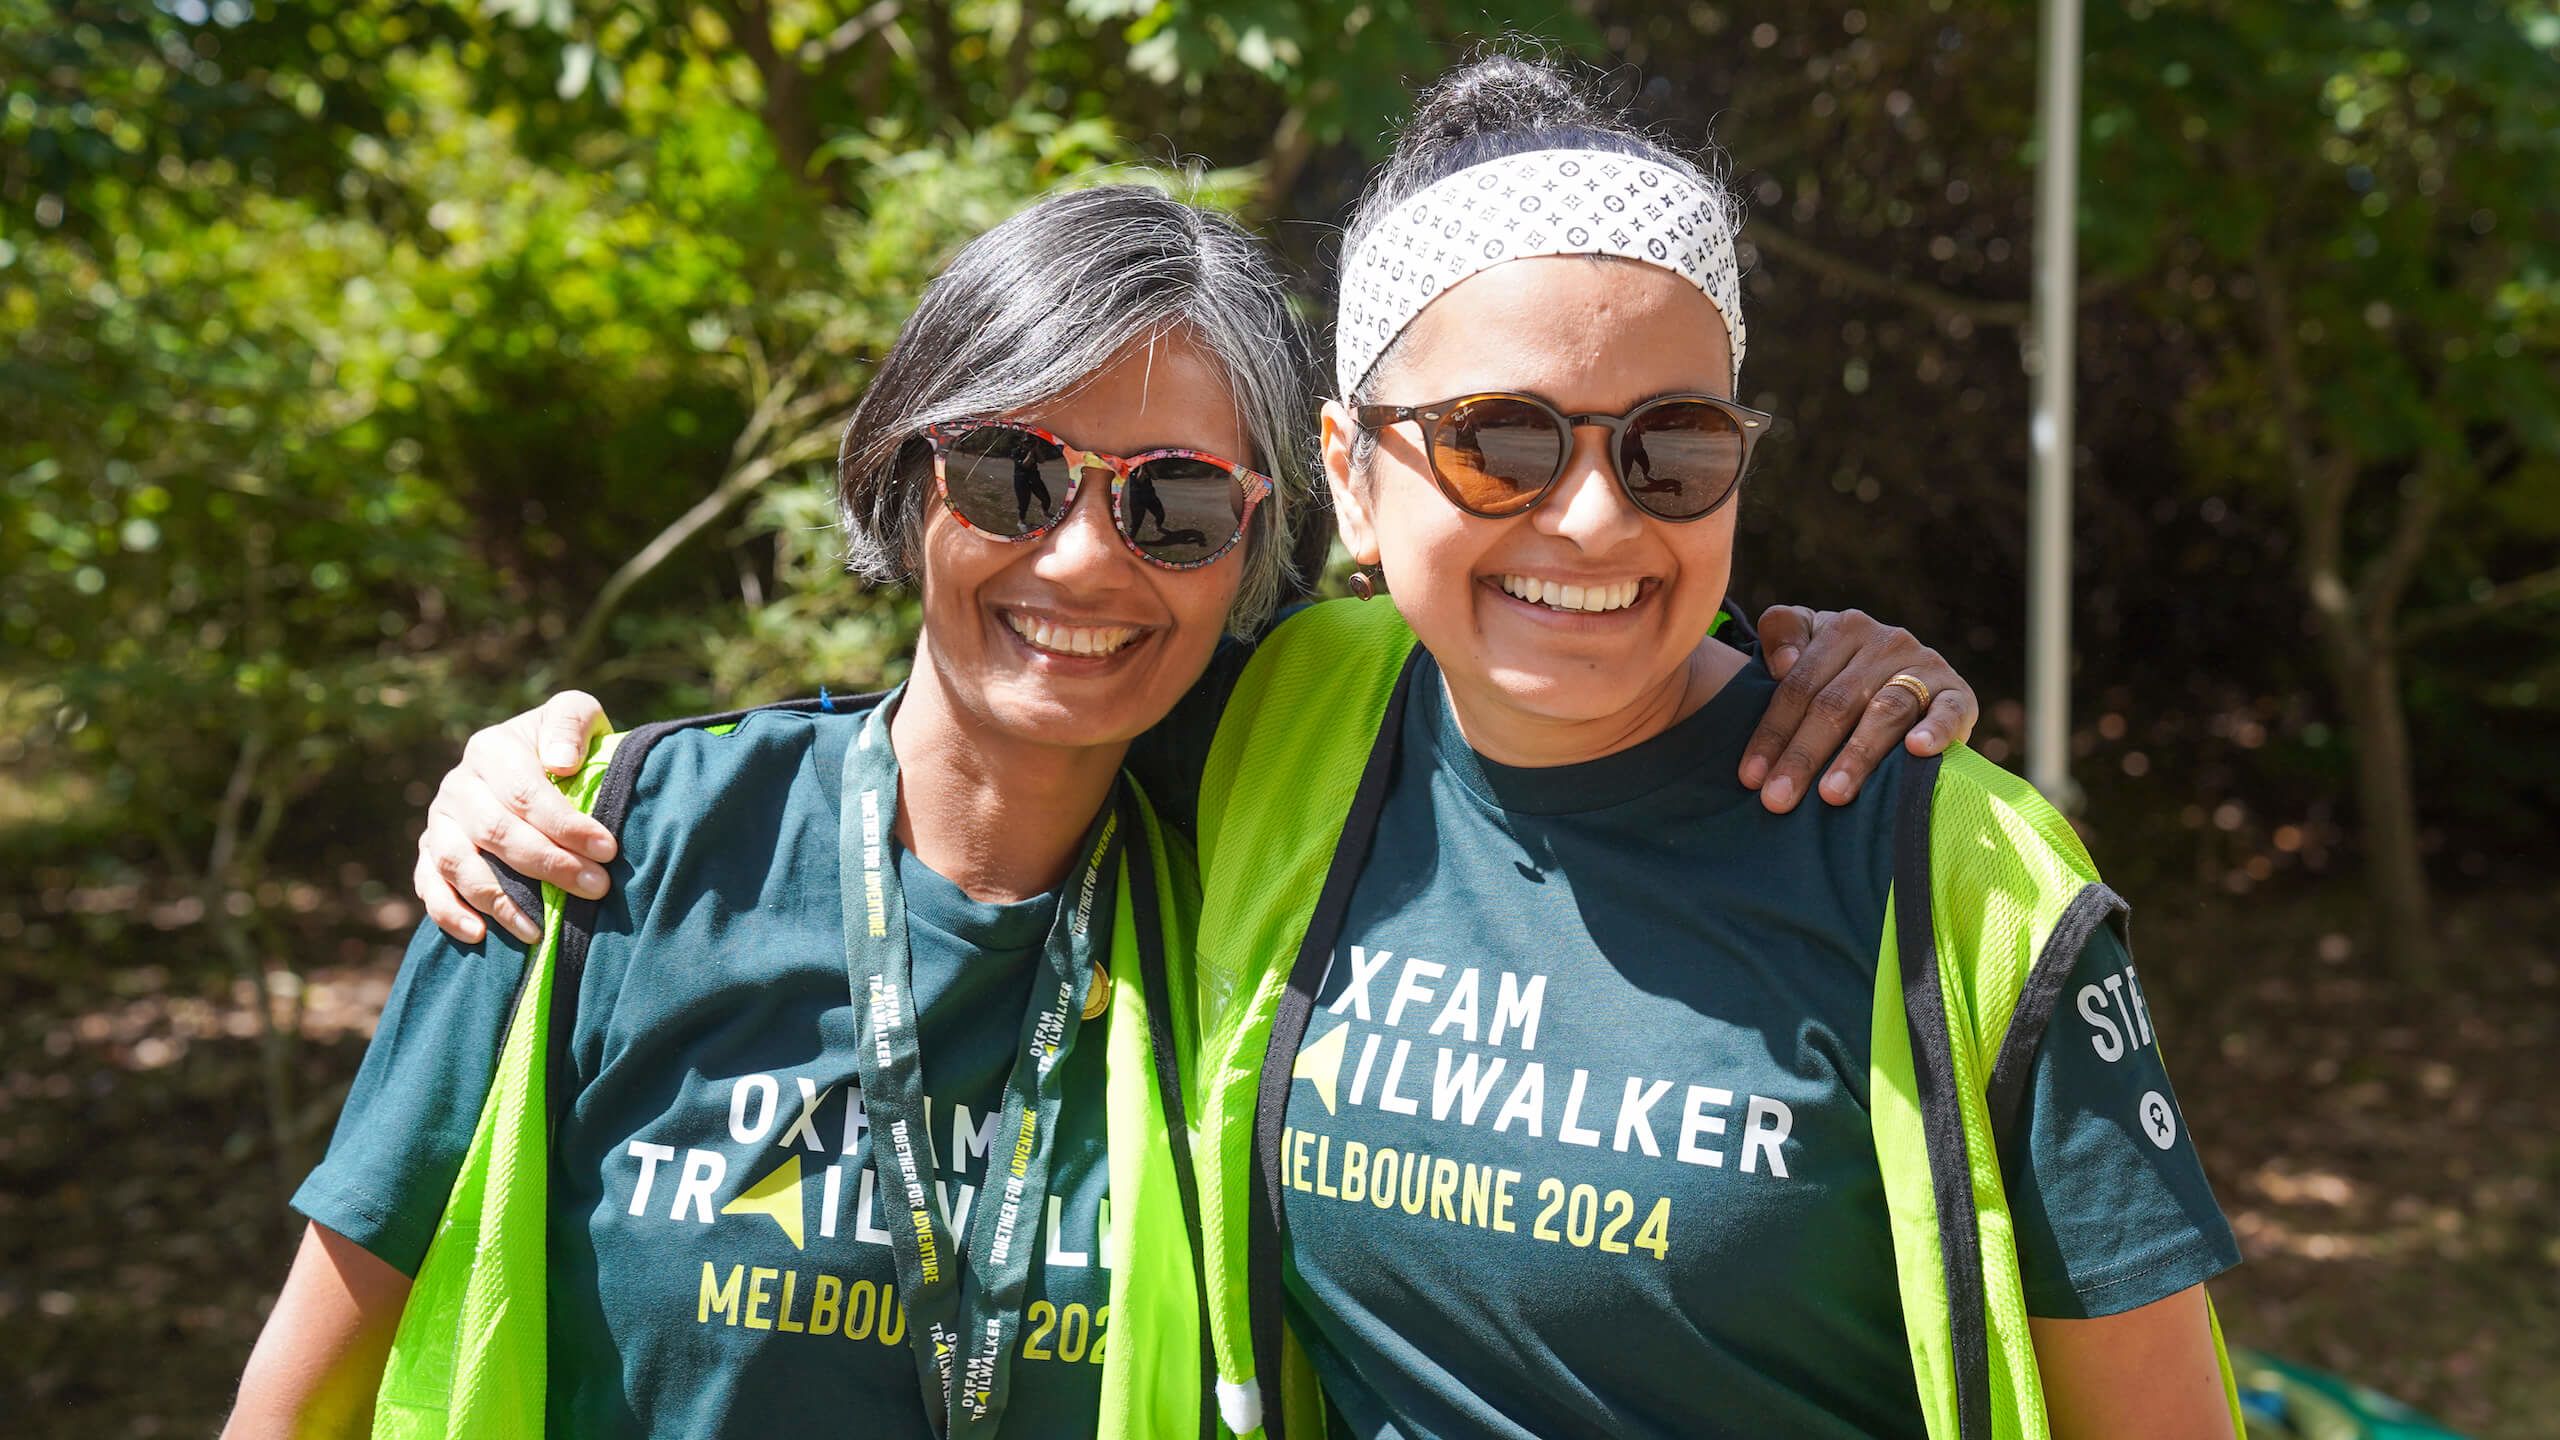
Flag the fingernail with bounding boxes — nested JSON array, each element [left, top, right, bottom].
[[585, 838, 618, 863], [1739, 755, 1769, 788], [1824, 770, 1854, 801], [544, 745, 576, 769], [1772, 645, 1800, 671], [512, 921, 542, 944], [1764, 775, 1795, 809], [575, 867, 608, 897], [1911, 727, 1934, 749]]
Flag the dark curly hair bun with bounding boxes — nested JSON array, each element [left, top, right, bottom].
[[1397, 49, 1612, 155]]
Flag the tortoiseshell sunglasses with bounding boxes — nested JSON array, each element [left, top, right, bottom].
[[1353, 391, 1772, 521]]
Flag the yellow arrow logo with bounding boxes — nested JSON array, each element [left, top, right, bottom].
[[1293, 1021, 1350, 1116], [720, 1155, 806, 1250]]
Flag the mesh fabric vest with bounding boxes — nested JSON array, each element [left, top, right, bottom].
[[1185, 599, 2244, 1440], [370, 713, 1214, 1439]]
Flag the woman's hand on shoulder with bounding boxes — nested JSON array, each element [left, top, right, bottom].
[[1739, 606, 1979, 813], [414, 690, 620, 945]]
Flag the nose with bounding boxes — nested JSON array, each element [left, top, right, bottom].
[[1031, 461, 1140, 584], [1531, 423, 1645, 549]]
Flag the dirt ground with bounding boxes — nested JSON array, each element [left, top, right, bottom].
[[2148, 887, 2560, 1438], [2, 873, 2551, 1437]]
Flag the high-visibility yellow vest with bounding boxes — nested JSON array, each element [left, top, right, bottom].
[[1184, 599, 2245, 1440], [367, 703, 1218, 1439]]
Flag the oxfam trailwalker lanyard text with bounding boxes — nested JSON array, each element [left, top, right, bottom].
[[841, 695, 1120, 1436]]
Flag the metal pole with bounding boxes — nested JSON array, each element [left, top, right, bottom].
[[2026, 0, 2084, 806]]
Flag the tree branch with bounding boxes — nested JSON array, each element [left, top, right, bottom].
[[800, 0, 902, 67], [1005, 0, 1036, 97], [1744, 219, 2028, 328], [204, 729, 270, 887], [2249, 250, 2351, 590], [1247, 106, 1313, 223], [908, 2, 961, 125], [2401, 563, 2560, 642], [556, 354, 857, 682], [2356, 470, 2445, 637], [2362, 440, 2466, 625], [711, 0, 827, 194], [240, 764, 293, 877]]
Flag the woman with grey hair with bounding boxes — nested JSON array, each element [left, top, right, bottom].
[[227, 184, 1313, 1439], [306, 171, 1976, 1436]]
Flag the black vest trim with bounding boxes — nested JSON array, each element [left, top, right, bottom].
[[1246, 651, 1424, 1440], [1124, 791, 1220, 1440], [1985, 880, 2127, 1163], [1891, 751, 1991, 1440]]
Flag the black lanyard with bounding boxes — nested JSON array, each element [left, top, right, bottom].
[[840, 694, 1123, 1436]]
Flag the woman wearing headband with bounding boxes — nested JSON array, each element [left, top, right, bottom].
[[1182, 55, 2241, 1440], [237, 177, 1967, 1436]]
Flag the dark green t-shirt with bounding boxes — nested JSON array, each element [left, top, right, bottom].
[[1129, 604, 1746, 838], [295, 702, 1117, 1437], [1276, 656, 2238, 1440]]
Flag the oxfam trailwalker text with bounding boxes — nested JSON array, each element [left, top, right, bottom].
[[1283, 946, 1798, 1258], [611, 1071, 1115, 1364]]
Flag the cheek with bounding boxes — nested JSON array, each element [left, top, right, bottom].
[[1667, 514, 1739, 594], [1164, 564, 1243, 639], [1371, 478, 1492, 618], [916, 514, 1006, 620], [1368, 465, 1459, 574]]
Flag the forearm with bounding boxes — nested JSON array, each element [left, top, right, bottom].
[[225, 1224, 410, 1439]]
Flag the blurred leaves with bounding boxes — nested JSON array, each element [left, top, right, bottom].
[[0, 0, 1594, 894], [3, 0, 2559, 1430], [1598, 0, 2559, 915]]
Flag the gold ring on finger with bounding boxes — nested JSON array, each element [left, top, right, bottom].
[[1885, 672, 1933, 709]]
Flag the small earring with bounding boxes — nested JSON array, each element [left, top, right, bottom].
[[1348, 569, 1377, 601]]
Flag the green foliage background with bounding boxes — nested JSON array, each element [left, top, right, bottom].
[[3, 0, 2556, 1433]]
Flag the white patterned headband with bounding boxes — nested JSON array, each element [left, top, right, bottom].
[[1334, 147, 1746, 397]]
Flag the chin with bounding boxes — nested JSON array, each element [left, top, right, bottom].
[[981, 680, 1153, 750], [1478, 666, 1657, 728]]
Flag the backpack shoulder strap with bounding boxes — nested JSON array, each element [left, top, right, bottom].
[[543, 694, 882, 1126]]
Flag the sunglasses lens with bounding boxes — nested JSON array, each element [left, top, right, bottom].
[[1125, 456, 1249, 566], [940, 425, 1076, 537], [1619, 401, 1747, 519], [1436, 398, 1564, 515]]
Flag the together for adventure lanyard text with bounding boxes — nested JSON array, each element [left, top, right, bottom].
[[839, 695, 1121, 1436]]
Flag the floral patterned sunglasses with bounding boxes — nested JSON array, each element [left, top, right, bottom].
[[922, 420, 1273, 570]]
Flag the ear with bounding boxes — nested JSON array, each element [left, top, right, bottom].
[[1320, 399, 1382, 567]]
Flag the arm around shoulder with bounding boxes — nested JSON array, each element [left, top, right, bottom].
[[225, 1223, 411, 1439]]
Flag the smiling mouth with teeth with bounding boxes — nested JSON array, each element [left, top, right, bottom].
[[1495, 575, 1646, 615], [1004, 612, 1142, 657]]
